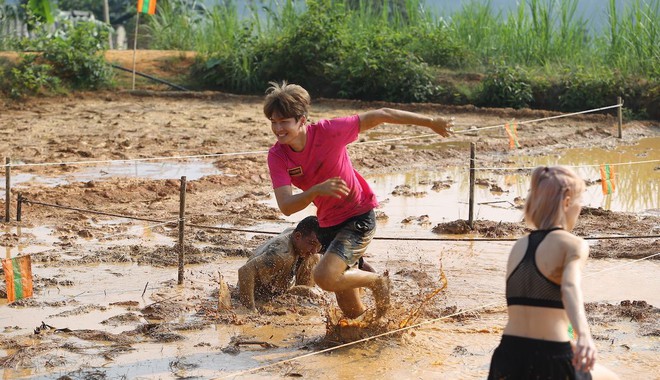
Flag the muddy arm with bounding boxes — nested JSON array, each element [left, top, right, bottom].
[[238, 263, 258, 310], [295, 254, 321, 286]]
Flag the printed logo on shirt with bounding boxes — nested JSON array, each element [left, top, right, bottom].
[[288, 166, 303, 176]]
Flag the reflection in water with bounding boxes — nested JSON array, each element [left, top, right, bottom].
[[511, 137, 659, 213], [1, 138, 658, 379], [2, 225, 60, 259], [262, 137, 658, 237]]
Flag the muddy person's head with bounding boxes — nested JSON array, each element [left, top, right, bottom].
[[263, 81, 310, 121], [524, 166, 585, 231], [292, 216, 321, 257]]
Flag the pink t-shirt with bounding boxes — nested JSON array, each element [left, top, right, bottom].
[[268, 115, 378, 227]]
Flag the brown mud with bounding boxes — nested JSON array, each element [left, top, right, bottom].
[[0, 51, 659, 379]]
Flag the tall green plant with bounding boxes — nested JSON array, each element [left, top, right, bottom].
[[146, 0, 203, 50], [26, 0, 54, 24], [602, 0, 659, 78]]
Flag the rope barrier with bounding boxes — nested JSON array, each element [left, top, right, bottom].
[[214, 301, 502, 380], [471, 159, 660, 172], [1, 104, 625, 170], [23, 199, 172, 224], [20, 198, 660, 242], [6, 100, 655, 378], [4, 150, 269, 169]]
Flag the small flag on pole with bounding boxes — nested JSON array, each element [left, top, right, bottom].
[[137, 0, 157, 15], [504, 120, 520, 149], [2, 255, 33, 303], [599, 164, 616, 195]]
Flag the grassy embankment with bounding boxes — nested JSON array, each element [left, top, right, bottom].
[[1, 0, 658, 118]]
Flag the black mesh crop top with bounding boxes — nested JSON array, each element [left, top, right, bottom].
[[506, 227, 564, 309]]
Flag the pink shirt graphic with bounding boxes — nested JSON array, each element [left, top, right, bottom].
[[268, 115, 378, 227]]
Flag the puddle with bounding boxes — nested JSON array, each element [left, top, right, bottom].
[[258, 137, 658, 236], [0, 138, 658, 379], [2, 222, 175, 260], [509, 137, 659, 213], [2, 225, 60, 258], [1, 159, 223, 198], [1, 241, 657, 379]]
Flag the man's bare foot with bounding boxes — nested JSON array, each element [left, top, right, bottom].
[[371, 271, 391, 318]]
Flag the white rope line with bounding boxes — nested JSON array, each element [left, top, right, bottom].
[[3, 150, 269, 168], [2, 104, 622, 169], [355, 103, 623, 146], [214, 301, 501, 380], [216, 247, 659, 379], [472, 159, 660, 171], [584, 252, 660, 276]]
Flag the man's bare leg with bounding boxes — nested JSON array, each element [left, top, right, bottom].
[[335, 288, 365, 318], [314, 253, 391, 317]]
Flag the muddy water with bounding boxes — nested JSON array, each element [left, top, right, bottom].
[[263, 137, 659, 235], [1, 159, 223, 198], [510, 136, 659, 213], [1, 138, 659, 379], [2, 239, 658, 379]]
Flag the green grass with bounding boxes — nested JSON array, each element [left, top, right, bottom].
[[1, 0, 658, 116]]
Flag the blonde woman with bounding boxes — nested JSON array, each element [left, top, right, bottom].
[[488, 166, 618, 380]]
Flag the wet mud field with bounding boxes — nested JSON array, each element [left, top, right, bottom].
[[1, 90, 659, 379]]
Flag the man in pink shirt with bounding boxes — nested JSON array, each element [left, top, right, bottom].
[[264, 81, 453, 320]]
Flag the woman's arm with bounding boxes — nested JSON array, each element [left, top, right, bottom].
[[273, 177, 349, 215], [358, 108, 453, 136], [561, 238, 596, 372]]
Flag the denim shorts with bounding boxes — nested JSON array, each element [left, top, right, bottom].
[[317, 210, 376, 268]]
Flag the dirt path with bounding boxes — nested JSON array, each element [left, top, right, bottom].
[[0, 54, 659, 378]]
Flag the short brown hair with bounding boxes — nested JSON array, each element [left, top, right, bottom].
[[263, 81, 311, 120], [524, 166, 585, 229]]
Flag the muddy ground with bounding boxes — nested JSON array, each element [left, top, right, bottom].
[[0, 52, 659, 379]]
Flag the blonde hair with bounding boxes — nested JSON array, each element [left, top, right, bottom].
[[263, 81, 311, 120], [524, 166, 585, 230]]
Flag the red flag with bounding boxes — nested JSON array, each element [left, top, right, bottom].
[[2, 256, 33, 303], [137, 0, 157, 15]]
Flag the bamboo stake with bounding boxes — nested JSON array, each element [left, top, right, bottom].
[[131, 11, 140, 91], [4, 157, 10, 222], [16, 193, 22, 222], [617, 96, 623, 139], [468, 143, 475, 229], [178, 176, 187, 285]]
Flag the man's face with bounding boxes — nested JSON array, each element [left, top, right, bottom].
[[294, 232, 321, 257], [270, 111, 304, 146]]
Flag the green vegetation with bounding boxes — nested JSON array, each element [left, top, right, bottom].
[[1, 0, 658, 118], [1, 20, 113, 98]]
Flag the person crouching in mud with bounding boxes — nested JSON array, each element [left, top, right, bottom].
[[238, 216, 322, 311], [262, 81, 453, 319]]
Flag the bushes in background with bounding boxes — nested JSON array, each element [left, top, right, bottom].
[[1, 21, 113, 98]]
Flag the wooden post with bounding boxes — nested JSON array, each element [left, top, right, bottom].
[[131, 11, 141, 90], [4, 157, 10, 222], [16, 193, 22, 222], [177, 176, 187, 285], [617, 97, 623, 139], [468, 143, 475, 229], [103, 0, 113, 49]]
